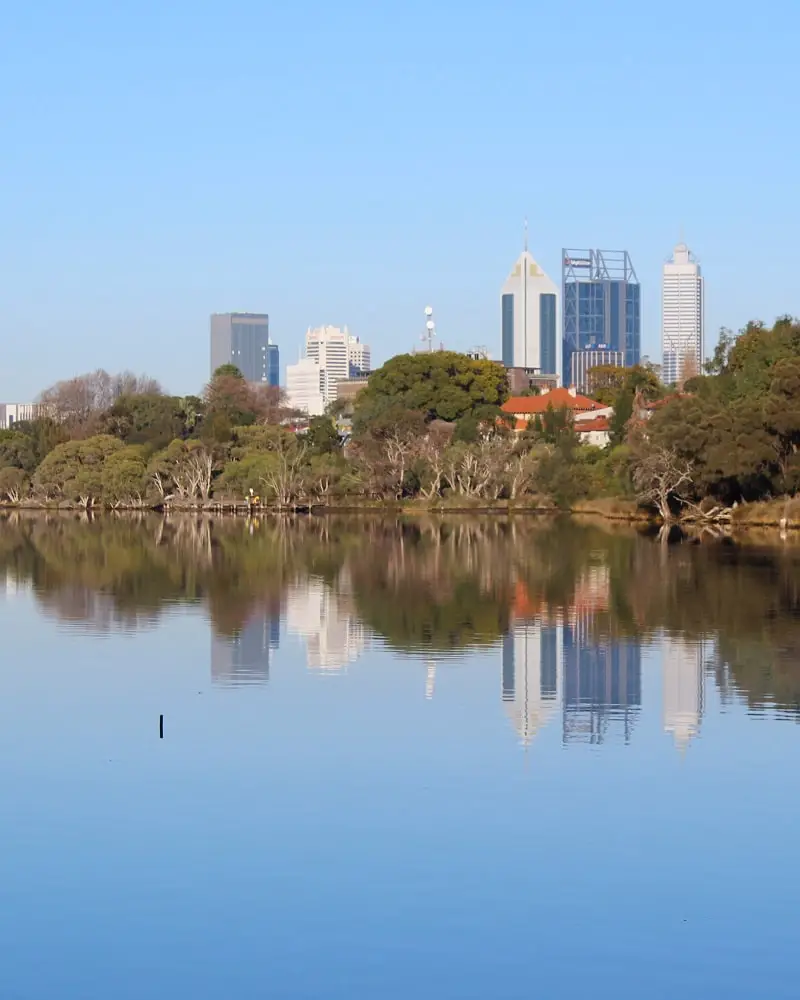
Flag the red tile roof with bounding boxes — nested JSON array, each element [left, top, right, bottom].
[[575, 416, 611, 433], [502, 388, 602, 416]]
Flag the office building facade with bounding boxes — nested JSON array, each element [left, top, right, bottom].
[[305, 326, 371, 405], [661, 242, 704, 385], [210, 312, 279, 386], [0, 403, 36, 429], [562, 249, 641, 385], [570, 347, 625, 394], [501, 248, 559, 375], [286, 357, 326, 417]]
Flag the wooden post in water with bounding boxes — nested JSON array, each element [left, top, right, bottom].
[[159, 714, 164, 739]]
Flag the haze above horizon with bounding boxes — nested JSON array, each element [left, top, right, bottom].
[[1, 0, 798, 399]]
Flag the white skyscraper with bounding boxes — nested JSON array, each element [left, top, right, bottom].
[[305, 326, 371, 405], [501, 241, 559, 376], [661, 242, 704, 385]]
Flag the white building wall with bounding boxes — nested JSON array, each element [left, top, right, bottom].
[[286, 358, 325, 417], [0, 403, 36, 429], [662, 243, 704, 385], [501, 251, 559, 373]]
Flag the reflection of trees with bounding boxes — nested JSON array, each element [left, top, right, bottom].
[[0, 513, 798, 715], [347, 519, 517, 653]]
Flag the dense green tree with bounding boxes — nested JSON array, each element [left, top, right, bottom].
[[0, 467, 29, 502], [33, 435, 123, 505], [213, 364, 245, 380], [100, 393, 188, 449], [305, 416, 341, 456], [354, 351, 507, 428], [101, 446, 149, 506], [0, 430, 39, 474]]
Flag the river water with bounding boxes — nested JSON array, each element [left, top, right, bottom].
[[1, 513, 798, 999]]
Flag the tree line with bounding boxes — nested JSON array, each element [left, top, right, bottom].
[[0, 320, 798, 512]]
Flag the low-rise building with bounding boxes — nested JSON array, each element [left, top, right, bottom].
[[505, 367, 560, 395], [285, 358, 325, 417], [501, 387, 613, 446], [335, 377, 369, 405], [574, 415, 612, 447], [0, 403, 37, 429]]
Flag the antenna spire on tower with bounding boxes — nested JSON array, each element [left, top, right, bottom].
[[523, 217, 528, 252]]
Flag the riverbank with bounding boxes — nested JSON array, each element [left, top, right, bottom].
[[1, 495, 798, 528]]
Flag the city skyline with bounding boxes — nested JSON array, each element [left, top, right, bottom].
[[3, 3, 799, 402]]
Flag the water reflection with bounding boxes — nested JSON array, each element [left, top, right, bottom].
[[285, 575, 368, 673], [211, 607, 280, 686], [0, 511, 798, 731], [663, 636, 707, 750]]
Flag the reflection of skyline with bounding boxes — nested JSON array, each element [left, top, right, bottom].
[[663, 635, 705, 751], [502, 624, 562, 747], [211, 610, 281, 686], [562, 628, 641, 745], [503, 568, 641, 747], [285, 576, 367, 672]]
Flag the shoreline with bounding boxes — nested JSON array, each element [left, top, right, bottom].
[[0, 497, 798, 530]]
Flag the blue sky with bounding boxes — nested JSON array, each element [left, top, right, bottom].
[[1, 0, 798, 399]]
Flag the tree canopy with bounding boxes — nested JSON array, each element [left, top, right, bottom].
[[354, 352, 508, 428]]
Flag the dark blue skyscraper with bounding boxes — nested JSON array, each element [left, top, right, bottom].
[[562, 249, 640, 385], [210, 312, 279, 386]]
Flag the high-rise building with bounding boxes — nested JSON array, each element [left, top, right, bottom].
[[286, 358, 326, 417], [570, 347, 625, 394], [562, 249, 641, 385], [661, 242, 704, 385], [501, 245, 559, 375], [304, 326, 371, 406], [210, 312, 279, 386]]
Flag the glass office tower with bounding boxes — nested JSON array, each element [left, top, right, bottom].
[[562, 249, 640, 384], [210, 312, 279, 386]]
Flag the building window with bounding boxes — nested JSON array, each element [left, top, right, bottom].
[[502, 294, 514, 366], [540, 294, 557, 376]]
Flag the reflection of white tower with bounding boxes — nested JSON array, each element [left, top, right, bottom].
[[285, 579, 366, 672], [501, 622, 563, 746], [663, 636, 705, 751], [425, 659, 436, 700]]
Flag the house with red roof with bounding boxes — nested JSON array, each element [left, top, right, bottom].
[[501, 386, 613, 446]]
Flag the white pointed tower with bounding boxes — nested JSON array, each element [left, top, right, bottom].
[[500, 227, 559, 375]]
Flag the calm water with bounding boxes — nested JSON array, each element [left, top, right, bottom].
[[1, 514, 799, 999]]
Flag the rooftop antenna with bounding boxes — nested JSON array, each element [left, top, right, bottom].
[[421, 305, 437, 352], [524, 217, 528, 252]]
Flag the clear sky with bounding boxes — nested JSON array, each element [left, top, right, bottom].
[[1, 0, 798, 400]]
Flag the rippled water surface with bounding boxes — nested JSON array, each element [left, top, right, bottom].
[[1, 513, 799, 999]]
